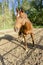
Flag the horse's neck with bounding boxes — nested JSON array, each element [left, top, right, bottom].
[[16, 16, 19, 19]]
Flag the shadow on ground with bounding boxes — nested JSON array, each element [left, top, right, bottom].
[[0, 34, 43, 50], [0, 34, 43, 65]]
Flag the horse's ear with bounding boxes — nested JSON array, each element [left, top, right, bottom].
[[16, 8, 19, 12], [20, 8, 24, 13]]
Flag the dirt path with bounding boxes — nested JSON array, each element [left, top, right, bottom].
[[0, 28, 43, 65]]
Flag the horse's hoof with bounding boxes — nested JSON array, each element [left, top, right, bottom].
[[22, 38, 24, 42], [25, 48, 28, 52]]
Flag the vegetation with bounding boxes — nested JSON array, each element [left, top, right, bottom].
[[20, 0, 43, 26], [0, 0, 15, 30], [0, 0, 43, 30]]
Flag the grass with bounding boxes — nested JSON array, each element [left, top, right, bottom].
[[0, 14, 14, 30], [33, 25, 43, 28], [0, 25, 13, 30], [0, 24, 43, 30], [0, 21, 14, 30]]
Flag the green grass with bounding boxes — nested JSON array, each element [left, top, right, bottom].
[[0, 21, 14, 30], [0, 15, 14, 30], [0, 25, 13, 30], [0, 25, 43, 30], [33, 25, 43, 28]]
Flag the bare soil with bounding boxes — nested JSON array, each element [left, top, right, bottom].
[[0, 28, 43, 65]]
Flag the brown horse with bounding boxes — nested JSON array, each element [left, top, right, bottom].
[[14, 8, 34, 51]]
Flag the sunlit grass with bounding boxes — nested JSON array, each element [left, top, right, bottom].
[[0, 11, 15, 30]]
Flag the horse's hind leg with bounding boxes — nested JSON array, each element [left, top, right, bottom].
[[30, 33, 34, 47]]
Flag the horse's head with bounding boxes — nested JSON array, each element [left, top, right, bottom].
[[14, 8, 26, 33], [14, 19, 22, 33], [14, 8, 22, 32], [16, 8, 20, 18], [16, 8, 25, 18]]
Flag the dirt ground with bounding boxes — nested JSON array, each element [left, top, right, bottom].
[[0, 28, 43, 65]]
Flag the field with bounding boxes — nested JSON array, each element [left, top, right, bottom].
[[0, 28, 43, 65]]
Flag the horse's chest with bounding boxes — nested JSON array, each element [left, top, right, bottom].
[[21, 22, 32, 34]]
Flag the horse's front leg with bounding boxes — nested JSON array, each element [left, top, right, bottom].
[[23, 35, 28, 51]]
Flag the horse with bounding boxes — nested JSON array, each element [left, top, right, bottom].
[[14, 8, 34, 51]]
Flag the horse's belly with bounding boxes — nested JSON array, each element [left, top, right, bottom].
[[23, 29, 32, 35]]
